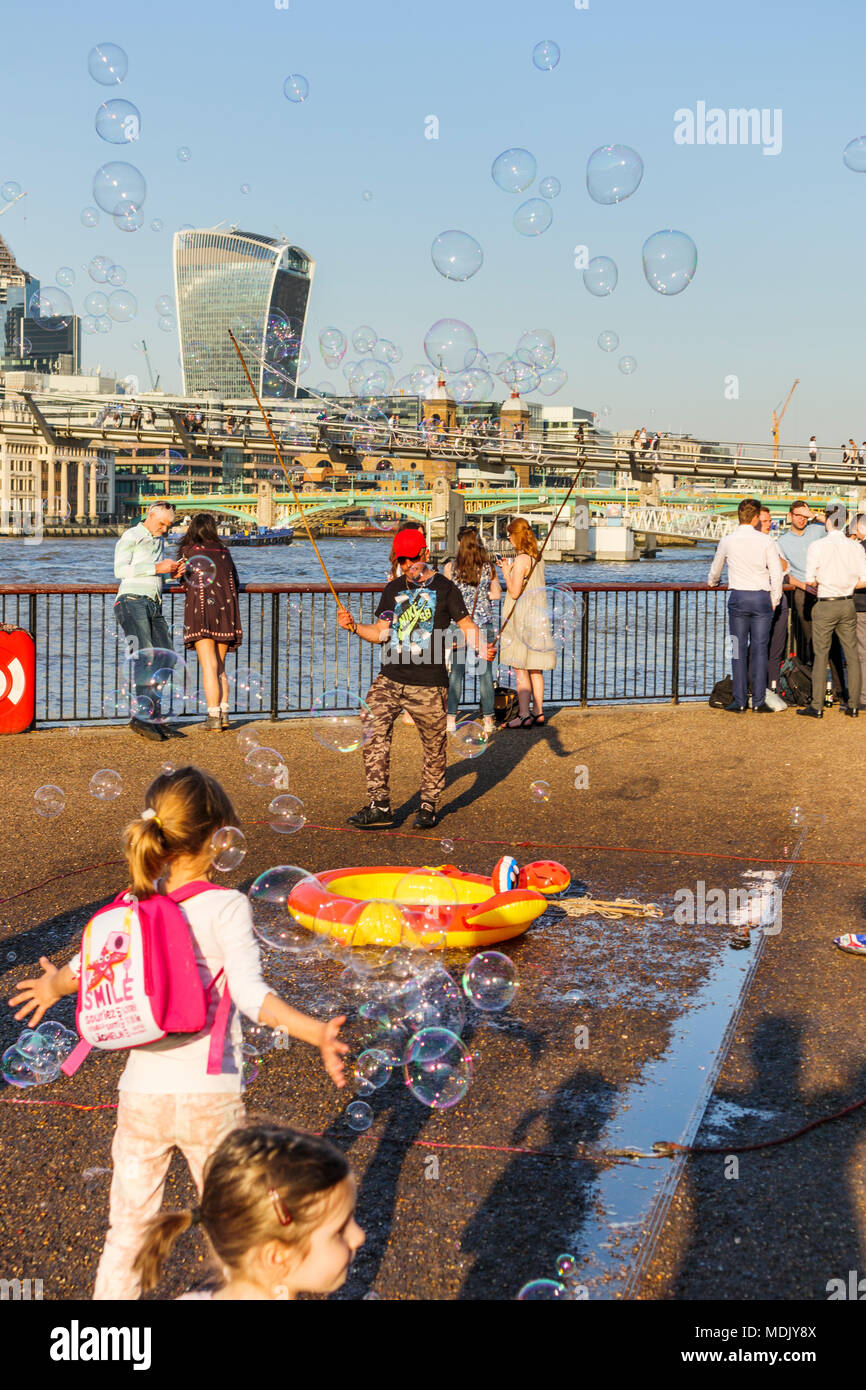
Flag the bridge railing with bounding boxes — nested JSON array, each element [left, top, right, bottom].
[[0, 582, 740, 727]]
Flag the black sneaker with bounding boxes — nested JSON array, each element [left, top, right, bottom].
[[413, 805, 439, 830], [796, 706, 823, 719], [347, 804, 394, 829], [129, 717, 166, 743]]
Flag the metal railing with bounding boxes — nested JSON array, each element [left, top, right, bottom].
[[0, 582, 740, 727]]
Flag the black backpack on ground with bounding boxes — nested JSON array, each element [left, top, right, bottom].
[[778, 656, 813, 707], [709, 675, 734, 708]]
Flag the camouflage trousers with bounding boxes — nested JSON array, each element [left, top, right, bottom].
[[362, 675, 447, 810]]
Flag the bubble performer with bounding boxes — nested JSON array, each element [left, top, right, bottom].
[[7, 767, 348, 1301]]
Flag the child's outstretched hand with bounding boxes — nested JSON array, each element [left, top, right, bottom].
[[319, 1015, 349, 1088], [9, 957, 62, 1026]]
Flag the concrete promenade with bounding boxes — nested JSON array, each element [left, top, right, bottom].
[[0, 703, 864, 1301]]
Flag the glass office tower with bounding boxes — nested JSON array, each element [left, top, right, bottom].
[[174, 228, 315, 398]]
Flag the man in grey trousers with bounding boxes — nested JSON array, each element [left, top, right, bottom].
[[797, 510, 866, 719]]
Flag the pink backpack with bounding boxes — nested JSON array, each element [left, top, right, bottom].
[[61, 882, 233, 1078]]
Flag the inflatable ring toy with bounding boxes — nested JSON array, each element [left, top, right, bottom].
[[288, 856, 570, 949]]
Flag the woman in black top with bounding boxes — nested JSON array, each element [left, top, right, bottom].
[[177, 513, 243, 730]]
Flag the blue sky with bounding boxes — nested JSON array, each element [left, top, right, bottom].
[[1, 0, 864, 450]]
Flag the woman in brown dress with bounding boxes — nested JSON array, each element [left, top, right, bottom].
[[177, 513, 243, 730]]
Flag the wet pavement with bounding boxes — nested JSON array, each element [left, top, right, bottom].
[[0, 703, 864, 1300]]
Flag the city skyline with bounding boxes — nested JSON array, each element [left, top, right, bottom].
[[1, 0, 864, 452]]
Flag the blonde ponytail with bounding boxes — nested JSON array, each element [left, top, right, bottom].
[[122, 765, 239, 898]]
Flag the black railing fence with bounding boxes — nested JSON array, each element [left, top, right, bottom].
[[0, 583, 738, 727]]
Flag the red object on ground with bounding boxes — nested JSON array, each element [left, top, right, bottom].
[[0, 627, 35, 733]]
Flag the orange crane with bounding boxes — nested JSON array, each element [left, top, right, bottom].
[[771, 378, 799, 462]]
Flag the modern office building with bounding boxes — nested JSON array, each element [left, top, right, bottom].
[[174, 228, 315, 398], [0, 234, 80, 374]]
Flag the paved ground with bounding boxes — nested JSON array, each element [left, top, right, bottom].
[[0, 702, 864, 1301]]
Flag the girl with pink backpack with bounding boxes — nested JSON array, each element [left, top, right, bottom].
[[9, 766, 348, 1301]]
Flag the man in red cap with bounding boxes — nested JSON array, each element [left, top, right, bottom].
[[338, 527, 496, 828]]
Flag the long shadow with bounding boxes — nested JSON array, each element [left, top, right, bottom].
[[457, 1065, 618, 1299], [662, 1015, 866, 1300], [0, 900, 101, 1050]]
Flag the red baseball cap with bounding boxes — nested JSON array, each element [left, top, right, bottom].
[[392, 527, 427, 559]]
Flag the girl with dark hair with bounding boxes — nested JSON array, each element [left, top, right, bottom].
[[177, 514, 243, 730], [443, 528, 500, 734]]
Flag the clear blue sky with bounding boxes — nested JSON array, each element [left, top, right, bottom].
[[1, 0, 863, 451]]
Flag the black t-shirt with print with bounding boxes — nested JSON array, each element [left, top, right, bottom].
[[375, 572, 469, 687]]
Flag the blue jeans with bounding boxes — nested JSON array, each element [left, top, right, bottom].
[[728, 590, 772, 708], [447, 625, 495, 717], [114, 595, 172, 707]]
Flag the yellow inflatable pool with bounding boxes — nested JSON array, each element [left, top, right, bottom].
[[288, 857, 570, 949]]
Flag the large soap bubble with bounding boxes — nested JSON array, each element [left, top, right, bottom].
[[126, 647, 188, 722], [424, 318, 478, 374], [283, 73, 310, 102], [267, 794, 306, 833], [431, 230, 483, 281], [517, 1279, 570, 1300], [597, 330, 619, 352], [107, 264, 126, 286], [34, 785, 65, 819], [583, 256, 618, 296], [462, 950, 517, 1011], [311, 688, 373, 753], [351, 325, 377, 354], [56, 267, 75, 287], [81, 206, 100, 227], [319, 326, 346, 367], [84, 290, 108, 316], [538, 366, 568, 395], [1, 181, 22, 202], [843, 137, 866, 172], [89, 255, 111, 283], [29, 288, 74, 329], [586, 144, 644, 204], [404, 1027, 473, 1109], [532, 40, 560, 69], [95, 99, 140, 144], [539, 176, 561, 199], [88, 43, 128, 86], [516, 329, 556, 371], [642, 229, 698, 295], [210, 826, 247, 872], [108, 289, 137, 322], [244, 745, 288, 787], [450, 719, 488, 759], [492, 148, 537, 193], [514, 199, 552, 236], [89, 768, 123, 801], [92, 161, 146, 215], [248, 865, 321, 952]]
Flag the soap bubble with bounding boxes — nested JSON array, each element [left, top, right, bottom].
[[88, 43, 128, 86], [35, 1021, 78, 1061], [395, 869, 458, 912], [362, 190, 373, 201], [242, 1055, 259, 1087], [1, 1047, 39, 1088], [125, 648, 188, 722], [82, 317, 98, 334], [598, 330, 619, 352], [538, 366, 568, 396], [404, 1027, 472, 1109], [150, 218, 163, 231], [211, 826, 247, 872], [346, 1100, 373, 1131], [185, 553, 217, 587], [514, 198, 552, 236], [56, 267, 75, 288], [95, 98, 140, 144], [372, 338, 402, 365], [517, 329, 556, 371], [462, 951, 517, 1011], [311, 689, 373, 753], [114, 201, 143, 232], [583, 256, 618, 296], [231, 666, 264, 703], [283, 74, 309, 102], [240, 182, 250, 194], [843, 137, 866, 172], [319, 326, 346, 367], [450, 719, 488, 759], [177, 146, 191, 162], [155, 294, 173, 316], [92, 161, 146, 215], [248, 865, 321, 952], [586, 144, 644, 204], [431, 230, 483, 281], [517, 1279, 569, 1300], [108, 289, 137, 322], [89, 768, 123, 801], [539, 177, 561, 200], [529, 780, 551, 803], [107, 265, 126, 286], [618, 355, 637, 375], [449, 367, 494, 402], [353, 1048, 392, 1094], [34, 785, 65, 819], [84, 290, 108, 315], [29, 288, 74, 329], [158, 315, 175, 333], [267, 794, 307, 833], [492, 148, 537, 193], [95, 316, 112, 334], [424, 318, 478, 374], [1, 181, 22, 202], [351, 325, 377, 354], [236, 727, 260, 756], [81, 206, 100, 227], [89, 256, 111, 283], [244, 745, 288, 787], [532, 39, 560, 69], [789, 805, 806, 827], [642, 229, 698, 296]]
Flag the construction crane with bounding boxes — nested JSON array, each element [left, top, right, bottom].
[[0, 191, 27, 219], [771, 378, 799, 462], [139, 339, 160, 391]]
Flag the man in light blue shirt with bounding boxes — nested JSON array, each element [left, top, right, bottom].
[[777, 499, 845, 694], [114, 503, 185, 741]]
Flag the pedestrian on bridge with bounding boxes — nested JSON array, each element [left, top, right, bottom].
[[708, 497, 783, 713], [113, 503, 186, 741]]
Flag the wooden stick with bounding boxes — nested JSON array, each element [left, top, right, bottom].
[[497, 455, 588, 639], [228, 330, 347, 612]]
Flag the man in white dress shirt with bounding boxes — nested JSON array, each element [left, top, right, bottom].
[[708, 497, 783, 712], [797, 510, 866, 718]]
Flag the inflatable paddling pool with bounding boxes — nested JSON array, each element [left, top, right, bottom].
[[288, 857, 570, 949]]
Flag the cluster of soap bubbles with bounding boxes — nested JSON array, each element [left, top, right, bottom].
[[2, 1022, 78, 1088], [34, 765, 125, 818], [245, 861, 520, 1123], [238, 728, 307, 835], [490, 148, 557, 239], [517, 1253, 586, 1300], [311, 688, 374, 753]]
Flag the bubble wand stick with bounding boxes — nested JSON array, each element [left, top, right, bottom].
[[497, 453, 589, 640], [228, 328, 348, 614]]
